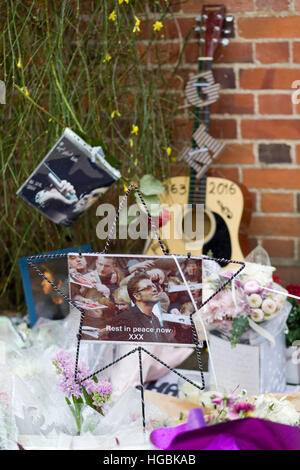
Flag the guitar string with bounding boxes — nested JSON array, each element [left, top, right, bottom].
[[189, 46, 212, 208]]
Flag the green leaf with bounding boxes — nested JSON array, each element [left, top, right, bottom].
[[82, 386, 94, 409], [139, 174, 164, 196], [135, 194, 161, 216], [229, 316, 249, 347]]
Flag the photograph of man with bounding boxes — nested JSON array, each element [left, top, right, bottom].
[[114, 272, 175, 343]]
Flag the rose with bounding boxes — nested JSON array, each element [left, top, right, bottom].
[[286, 284, 300, 305]]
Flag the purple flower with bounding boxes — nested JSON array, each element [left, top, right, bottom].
[[52, 350, 112, 401]]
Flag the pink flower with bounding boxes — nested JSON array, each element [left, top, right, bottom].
[[227, 401, 255, 420], [211, 393, 237, 409], [244, 280, 261, 295]]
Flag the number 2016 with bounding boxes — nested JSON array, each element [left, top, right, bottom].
[[208, 181, 236, 196]]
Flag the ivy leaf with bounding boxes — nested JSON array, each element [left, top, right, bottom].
[[229, 316, 249, 347], [139, 174, 164, 196]]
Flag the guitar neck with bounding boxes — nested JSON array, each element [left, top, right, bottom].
[[189, 56, 212, 206]]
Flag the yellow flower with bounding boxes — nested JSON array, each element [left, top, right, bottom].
[[119, 0, 129, 3], [167, 147, 172, 156], [133, 16, 141, 33], [153, 21, 163, 32], [111, 110, 121, 119], [134, 158, 138, 167], [17, 58, 22, 68], [129, 138, 134, 148], [109, 10, 116, 21], [103, 53, 112, 63], [21, 86, 30, 97], [131, 124, 139, 135]]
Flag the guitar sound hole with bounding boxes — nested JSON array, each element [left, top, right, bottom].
[[181, 207, 211, 242]]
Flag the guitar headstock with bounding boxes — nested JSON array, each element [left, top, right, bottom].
[[194, 4, 234, 58]]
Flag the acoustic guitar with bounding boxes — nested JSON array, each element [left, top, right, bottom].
[[145, 4, 252, 262]]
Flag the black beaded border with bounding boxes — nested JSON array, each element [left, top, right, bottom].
[[27, 183, 245, 429]]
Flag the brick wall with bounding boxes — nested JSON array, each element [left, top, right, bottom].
[[143, 0, 300, 284]]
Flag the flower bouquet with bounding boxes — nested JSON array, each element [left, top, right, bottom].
[[202, 247, 291, 394], [150, 386, 300, 450]]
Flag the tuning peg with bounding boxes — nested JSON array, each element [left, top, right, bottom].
[[221, 38, 230, 46], [202, 14, 208, 20], [195, 15, 201, 23], [194, 26, 201, 33], [225, 15, 233, 22], [216, 14, 223, 20], [223, 29, 231, 35], [214, 26, 220, 31]]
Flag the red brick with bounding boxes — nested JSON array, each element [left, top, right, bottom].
[[276, 266, 300, 285], [256, 0, 290, 10], [182, 0, 254, 12], [262, 239, 294, 258], [211, 93, 254, 114], [149, 42, 180, 64], [183, 42, 253, 65], [238, 16, 300, 39], [164, 18, 195, 40], [241, 119, 300, 139], [213, 68, 236, 89], [243, 169, 300, 189], [261, 192, 294, 212], [207, 166, 239, 182], [163, 69, 192, 89], [249, 215, 300, 237], [250, 191, 257, 211], [210, 118, 237, 139], [173, 119, 194, 140], [292, 42, 300, 63], [295, 145, 300, 163], [216, 143, 255, 164], [239, 68, 300, 89], [256, 42, 289, 64], [258, 94, 292, 114], [214, 42, 253, 64]]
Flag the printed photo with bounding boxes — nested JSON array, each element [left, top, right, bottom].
[[68, 253, 202, 346], [19, 245, 92, 325], [17, 128, 120, 226]]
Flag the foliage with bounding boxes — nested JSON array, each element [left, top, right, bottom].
[[286, 299, 300, 347], [0, 0, 189, 312], [229, 316, 249, 347]]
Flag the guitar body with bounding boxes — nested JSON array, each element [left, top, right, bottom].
[[146, 175, 251, 261]]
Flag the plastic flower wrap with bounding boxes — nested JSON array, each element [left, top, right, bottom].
[[202, 247, 288, 346], [52, 350, 112, 434], [150, 387, 300, 450]]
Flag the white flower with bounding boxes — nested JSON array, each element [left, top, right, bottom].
[[247, 293, 262, 308], [261, 298, 277, 315], [253, 394, 300, 426], [240, 262, 275, 285], [250, 308, 264, 322]]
